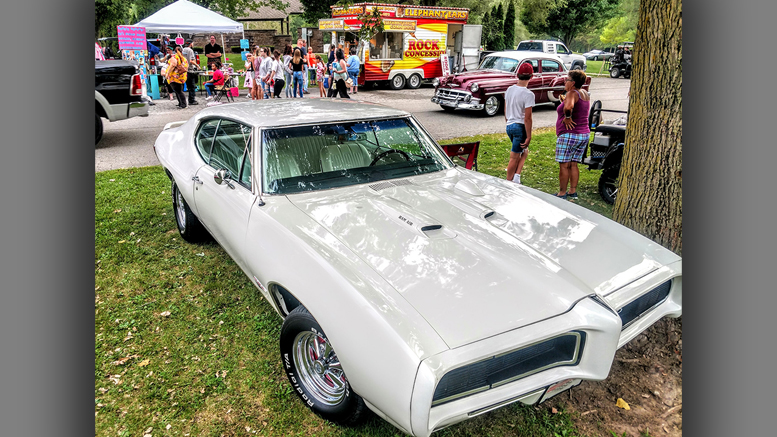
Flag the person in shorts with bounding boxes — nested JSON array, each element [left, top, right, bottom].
[[554, 69, 591, 199], [504, 62, 535, 184]]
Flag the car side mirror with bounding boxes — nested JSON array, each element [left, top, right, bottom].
[[214, 169, 235, 189]]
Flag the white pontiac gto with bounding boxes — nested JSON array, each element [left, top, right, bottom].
[[153, 99, 682, 436]]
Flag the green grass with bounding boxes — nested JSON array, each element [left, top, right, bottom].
[[95, 130, 616, 436]]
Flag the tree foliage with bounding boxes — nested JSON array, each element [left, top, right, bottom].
[[519, 0, 620, 44], [481, 10, 492, 48], [503, 0, 517, 49], [490, 4, 505, 50], [95, 0, 289, 40], [599, 0, 639, 45], [613, 0, 682, 254]]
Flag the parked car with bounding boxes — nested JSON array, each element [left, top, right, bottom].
[[583, 49, 613, 61], [153, 99, 682, 437], [431, 51, 591, 116], [515, 40, 587, 71], [95, 60, 149, 145]]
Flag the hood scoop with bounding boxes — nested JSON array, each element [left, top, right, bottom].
[[369, 197, 456, 240], [368, 179, 414, 192]]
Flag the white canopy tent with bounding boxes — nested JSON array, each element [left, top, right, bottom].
[[135, 0, 244, 63]]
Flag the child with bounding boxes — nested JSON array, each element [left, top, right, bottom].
[[315, 55, 326, 97]]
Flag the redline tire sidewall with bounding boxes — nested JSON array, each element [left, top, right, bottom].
[[280, 309, 362, 423]]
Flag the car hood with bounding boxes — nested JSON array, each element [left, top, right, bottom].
[[439, 70, 514, 87], [287, 169, 677, 348]]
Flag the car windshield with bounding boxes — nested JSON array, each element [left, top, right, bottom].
[[478, 56, 521, 73], [516, 42, 542, 51], [261, 117, 451, 194]]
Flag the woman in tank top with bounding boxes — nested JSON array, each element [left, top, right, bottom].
[[553, 69, 590, 200]]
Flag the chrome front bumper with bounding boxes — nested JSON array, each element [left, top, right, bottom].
[[432, 88, 483, 111]]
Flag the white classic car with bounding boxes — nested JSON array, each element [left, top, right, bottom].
[[153, 99, 682, 436]]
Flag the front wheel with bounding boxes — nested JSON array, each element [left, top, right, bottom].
[[598, 164, 621, 204], [389, 74, 406, 90], [95, 114, 103, 145], [482, 95, 501, 116], [280, 306, 367, 425], [610, 67, 621, 78], [172, 180, 209, 243]]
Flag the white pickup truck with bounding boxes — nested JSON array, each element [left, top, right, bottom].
[[516, 40, 587, 71]]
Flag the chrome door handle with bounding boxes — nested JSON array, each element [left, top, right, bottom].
[[192, 176, 203, 185]]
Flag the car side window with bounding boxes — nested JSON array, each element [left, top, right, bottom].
[[196, 119, 220, 163], [210, 119, 253, 189], [541, 60, 561, 73], [556, 44, 569, 55], [523, 59, 539, 73]]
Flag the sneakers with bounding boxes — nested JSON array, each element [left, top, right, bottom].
[[567, 192, 578, 200], [512, 174, 521, 184], [189, 101, 199, 105], [554, 193, 568, 199], [206, 96, 213, 100]]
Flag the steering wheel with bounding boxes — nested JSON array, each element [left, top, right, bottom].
[[369, 149, 411, 166], [588, 100, 603, 129]]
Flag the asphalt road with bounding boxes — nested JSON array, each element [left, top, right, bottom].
[[95, 76, 630, 172]]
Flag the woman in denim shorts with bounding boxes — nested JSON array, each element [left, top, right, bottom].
[[554, 70, 591, 200]]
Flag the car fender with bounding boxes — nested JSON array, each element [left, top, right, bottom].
[[242, 199, 449, 432], [153, 119, 204, 215], [95, 90, 115, 121]]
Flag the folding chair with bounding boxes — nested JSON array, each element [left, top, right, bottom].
[[213, 74, 234, 103], [441, 141, 480, 171]]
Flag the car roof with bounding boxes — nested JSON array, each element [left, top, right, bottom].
[[484, 50, 565, 63], [192, 99, 411, 129]]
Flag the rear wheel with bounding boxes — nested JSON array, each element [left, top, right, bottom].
[[389, 74, 406, 90], [598, 164, 621, 204], [407, 73, 422, 89], [482, 95, 501, 116], [610, 67, 621, 78], [95, 114, 103, 145], [172, 180, 209, 243], [280, 306, 367, 425]]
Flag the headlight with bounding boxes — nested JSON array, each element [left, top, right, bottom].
[[470, 82, 479, 92], [432, 78, 440, 87]]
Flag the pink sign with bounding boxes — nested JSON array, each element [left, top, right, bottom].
[[117, 25, 147, 51]]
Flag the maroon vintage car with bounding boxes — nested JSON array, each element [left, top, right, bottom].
[[431, 50, 591, 116]]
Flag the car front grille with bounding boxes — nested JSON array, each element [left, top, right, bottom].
[[618, 280, 672, 329], [435, 88, 472, 102], [432, 331, 585, 406]]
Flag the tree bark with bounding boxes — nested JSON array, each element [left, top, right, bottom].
[[612, 0, 682, 255]]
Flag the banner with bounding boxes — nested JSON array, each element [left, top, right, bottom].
[[440, 54, 451, 76], [319, 19, 345, 31], [117, 26, 147, 51], [240, 39, 250, 49], [382, 20, 416, 32]]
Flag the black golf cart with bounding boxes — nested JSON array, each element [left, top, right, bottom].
[[583, 100, 628, 204], [608, 44, 633, 79]]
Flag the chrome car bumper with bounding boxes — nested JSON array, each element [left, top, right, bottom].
[[129, 101, 149, 118], [432, 88, 483, 111]]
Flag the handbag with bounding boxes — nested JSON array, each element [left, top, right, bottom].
[[175, 55, 187, 74], [345, 77, 354, 87], [323, 77, 329, 89], [244, 74, 253, 88]]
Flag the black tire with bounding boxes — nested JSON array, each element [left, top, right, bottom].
[[172, 180, 209, 243], [389, 74, 406, 90], [280, 306, 367, 425], [95, 113, 103, 145], [571, 63, 583, 71], [440, 105, 456, 112], [610, 67, 620, 78], [482, 95, 501, 116], [407, 73, 422, 89], [598, 164, 621, 204]]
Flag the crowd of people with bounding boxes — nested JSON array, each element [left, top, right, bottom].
[[503, 63, 590, 200], [239, 38, 360, 101]]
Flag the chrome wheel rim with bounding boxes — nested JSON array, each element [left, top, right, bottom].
[[175, 188, 186, 229], [485, 96, 499, 115], [409, 75, 420, 88], [392, 76, 404, 89], [293, 331, 347, 406]]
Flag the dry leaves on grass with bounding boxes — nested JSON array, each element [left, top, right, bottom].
[[160, 311, 171, 317]]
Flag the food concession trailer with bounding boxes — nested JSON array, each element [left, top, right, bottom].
[[319, 3, 482, 90]]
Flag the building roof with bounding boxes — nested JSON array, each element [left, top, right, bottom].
[[237, 0, 304, 21]]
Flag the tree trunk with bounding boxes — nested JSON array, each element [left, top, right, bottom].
[[612, 0, 682, 255]]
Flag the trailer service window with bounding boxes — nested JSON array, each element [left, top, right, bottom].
[[370, 32, 403, 60]]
